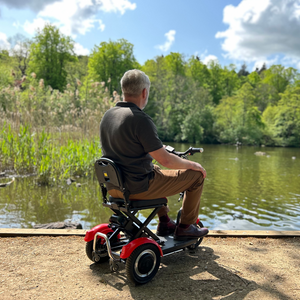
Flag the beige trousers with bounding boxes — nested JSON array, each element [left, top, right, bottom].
[[109, 165, 205, 224]]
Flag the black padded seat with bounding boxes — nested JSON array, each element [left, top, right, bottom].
[[109, 196, 167, 209]]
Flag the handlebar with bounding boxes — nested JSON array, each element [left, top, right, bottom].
[[165, 145, 203, 158]]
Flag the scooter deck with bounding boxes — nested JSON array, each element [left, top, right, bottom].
[[158, 234, 199, 255]]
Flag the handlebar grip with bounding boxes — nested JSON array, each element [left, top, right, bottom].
[[191, 148, 204, 153]]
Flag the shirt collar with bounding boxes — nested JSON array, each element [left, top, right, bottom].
[[116, 101, 141, 110]]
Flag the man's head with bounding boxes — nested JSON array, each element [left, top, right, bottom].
[[120, 69, 150, 109]]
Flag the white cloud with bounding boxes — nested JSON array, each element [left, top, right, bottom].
[[253, 56, 279, 71], [0, 32, 10, 50], [74, 42, 90, 56], [156, 30, 176, 52], [23, 18, 50, 35], [98, 20, 105, 32], [24, 0, 137, 36], [0, 0, 136, 15], [203, 55, 218, 65], [216, 0, 300, 65], [99, 0, 136, 14], [197, 50, 219, 65], [13, 21, 22, 29]]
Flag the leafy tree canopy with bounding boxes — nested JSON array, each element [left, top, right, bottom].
[[88, 39, 140, 95], [28, 24, 77, 91]]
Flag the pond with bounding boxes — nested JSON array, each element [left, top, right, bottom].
[[1, 144, 300, 231]]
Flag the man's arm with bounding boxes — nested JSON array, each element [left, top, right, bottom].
[[149, 147, 206, 178]]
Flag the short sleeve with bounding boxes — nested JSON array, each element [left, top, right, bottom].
[[136, 114, 163, 153]]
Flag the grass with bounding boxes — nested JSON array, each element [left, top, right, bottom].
[[0, 123, 102, 185]]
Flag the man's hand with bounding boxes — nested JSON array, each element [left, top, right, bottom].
[[190, 161, 206, 178]]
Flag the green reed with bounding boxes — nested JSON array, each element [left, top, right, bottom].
[[0, 123, 102, 185]]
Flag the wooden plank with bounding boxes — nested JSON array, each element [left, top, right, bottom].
[[207, 230, 300, 237], [1, 228, 300, 238], [0, 228, 87, 237]]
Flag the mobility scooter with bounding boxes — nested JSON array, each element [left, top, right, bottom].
[[84, 146, 206, 285]]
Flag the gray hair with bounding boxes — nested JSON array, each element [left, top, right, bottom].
[[120, 69, 150, 96]]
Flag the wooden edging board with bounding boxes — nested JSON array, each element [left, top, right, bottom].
[[1, 228, 300, 238]]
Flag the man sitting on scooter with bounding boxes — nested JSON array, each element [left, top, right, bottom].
[[100, 69, 208, 239]]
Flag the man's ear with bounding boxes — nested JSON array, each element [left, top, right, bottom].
[[142, 88, 147, 99]]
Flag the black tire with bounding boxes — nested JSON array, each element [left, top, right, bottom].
[[86, 231, 120, 264], [85, 240, 110, 263], [187, 220, 204, 250], [125, 244, 161, 285]]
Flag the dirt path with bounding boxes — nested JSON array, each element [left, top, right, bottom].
[[0, 235, 299, 300]]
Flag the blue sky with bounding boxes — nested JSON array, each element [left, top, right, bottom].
[[1, 0, 300, 71]]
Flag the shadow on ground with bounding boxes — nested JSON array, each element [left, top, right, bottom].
[[89, 245, 293, 300]]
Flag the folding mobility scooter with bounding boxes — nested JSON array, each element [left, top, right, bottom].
[[84, 146, 206, 285]]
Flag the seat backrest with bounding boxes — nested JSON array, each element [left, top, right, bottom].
[[94, 158, 124, 190]]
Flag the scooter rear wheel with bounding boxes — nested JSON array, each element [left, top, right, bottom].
[[85, 240, 110, 264], [86, 232, 118, 264], [126, 244, 161, 285]]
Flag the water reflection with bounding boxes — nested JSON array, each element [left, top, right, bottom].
[[0, 145, 300, 231]]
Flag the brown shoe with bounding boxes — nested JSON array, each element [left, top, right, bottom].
[[156, 219, 176, 236], [174, 224, 209, 240]]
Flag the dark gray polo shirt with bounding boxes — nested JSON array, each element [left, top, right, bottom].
[[100, 102, 163, 194]]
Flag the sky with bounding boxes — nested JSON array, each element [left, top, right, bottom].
[[0, 0, 300, 71]]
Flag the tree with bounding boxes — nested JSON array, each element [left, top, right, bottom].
[[248, 71, 261, 88], [207, 60, 225, 105], [262, 65, 298, 94], [186, 55, 210, 88], [238, 63, 250, 77], [215, 83, 264, 145], [88, 39, 139, 95], [164, 52, 185, 77], [8, 34, 32, 77], [222, 65, 241, 97], [263, 86, 300, 146], [28, 24, 77, 91], [258, 63, 267, 75]]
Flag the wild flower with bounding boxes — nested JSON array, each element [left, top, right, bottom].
[[76, 79, 82, 86], [113, 91, 117, 97], [21, 76, 26, 82], [107, 78, 111, 83], [30, 86, 35, 92], [101, 82, 105, 86], [39, 79, 44, 88], [31, 72, 36, 79]]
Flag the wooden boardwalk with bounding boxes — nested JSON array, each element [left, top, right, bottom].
[[1, 228, 300, 237]]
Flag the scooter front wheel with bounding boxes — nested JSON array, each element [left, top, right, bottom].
[[125, 244, 161, 285]]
